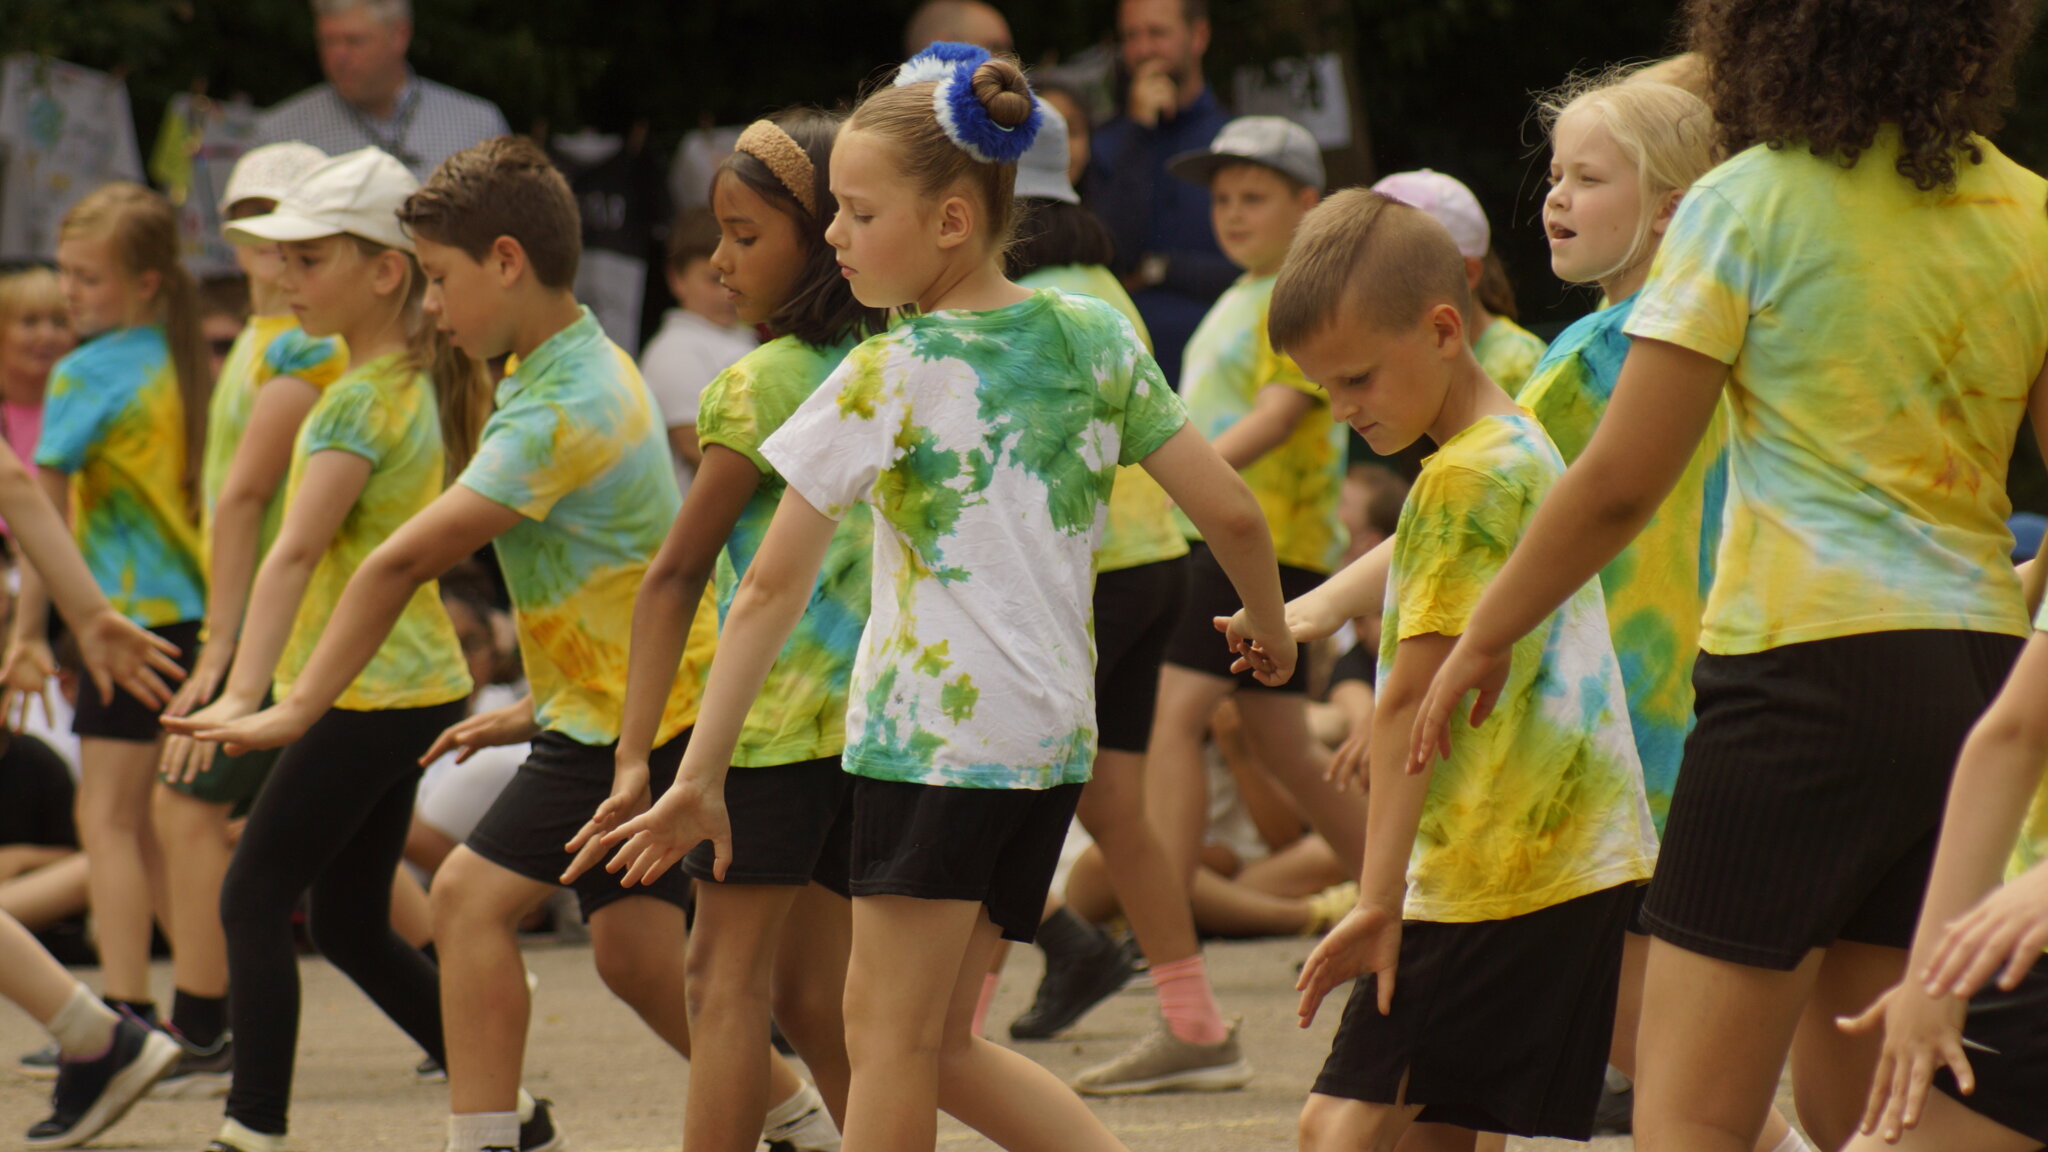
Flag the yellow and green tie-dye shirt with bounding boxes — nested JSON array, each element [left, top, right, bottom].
[[1176, 272, 1347, 574], [1518, 294, 1727, 833], [1473, 315, 1548, 394], [764, 289, 1188, 790], [699, 335, 872, 767], [1017, 264, 1188, 574], [1383, 411, 1656, 922], [272, 354, 471, 711], [459, 307, 715, 746], [1627, 130, 2048, 655], [201, 314, 348, 558], [36, 326, 205, 626], [2010, 598, 2048, 884]]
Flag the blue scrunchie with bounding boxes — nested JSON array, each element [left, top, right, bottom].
[[894, 40, 1042, 164]]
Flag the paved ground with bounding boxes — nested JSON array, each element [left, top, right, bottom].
[[0, 935, 1734, 1151]]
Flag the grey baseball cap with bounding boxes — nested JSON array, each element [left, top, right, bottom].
[[1014, 98, 1079, 205], [1167, 115, 1324, 190]]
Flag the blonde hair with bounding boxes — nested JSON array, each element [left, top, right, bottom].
[[1538, 70, 1717, 287], [345, 236, 491, 481], [60, 183, 212, 513], [845, 56, 1036, 255], [0, 267, 67, 342]]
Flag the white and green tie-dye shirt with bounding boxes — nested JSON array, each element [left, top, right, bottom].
[[763, 289, 1188, 790]]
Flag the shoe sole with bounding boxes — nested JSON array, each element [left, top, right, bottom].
[[16, 1063, 58, 1081], [151, 1068, 232, 1099], [1072, 1058, 1254, 1097], [26, 1031, 181, 1149]]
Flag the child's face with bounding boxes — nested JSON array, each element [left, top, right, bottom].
[[55, 234, 152, 336], [415, 236, 514, 360], [0, 300, 74, 386], [1210, 163, 1315, 277], [201, 311, 242, 378], [1544, 109, 1645, 288], [277, 235, 383, 339], [825, 130, 955, 311], [709, 172, 805, 328], [226, 199, 289, 291], [1292, 304, 1461, 456], [670, 257, 739, 328]]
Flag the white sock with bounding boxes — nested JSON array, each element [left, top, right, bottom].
[[516, 1088, 536, 1123], [1766, 1129, 1816, 1152], [217, 1119, 286, 1152], [46, 985, 118, 1059], [763, 1080, 824, 1132], [446, 1111, 519, 1152]]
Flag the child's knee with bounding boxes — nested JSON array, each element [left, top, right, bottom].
[[1298, 1093, 1392, 1152]]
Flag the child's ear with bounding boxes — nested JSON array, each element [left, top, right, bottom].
[[1429, 302, 1466, 355], [372, 249, 410, 297], [134, 268, 162, 303], [935, 194, 974, 251], [491, 236, 528, 287], [1650, 188, 1686, 238]]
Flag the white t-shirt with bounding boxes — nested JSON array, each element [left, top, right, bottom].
[[637, 308, 757, 497]]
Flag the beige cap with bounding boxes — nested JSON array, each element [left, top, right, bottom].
[[224, 147, 420, 253], [217, 141, 329, 217]]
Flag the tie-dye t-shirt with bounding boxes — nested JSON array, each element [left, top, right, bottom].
[[1017, 264, 1187, 575], [1382, 411, 1656, 922], [698, 335, 872, 767], [2009, 599, 2048, 884], [1627, 130, 2048, 655], [1176, 273, 1347, 574], [459, 307, 714, 746], [36, 326, 204, 626], [1473, 315, 1548, 394], [202, 314, 348, 558], [1518, 294, 1726, 832], [273, 354, 471, 711], [763, 289, 1188, 790]]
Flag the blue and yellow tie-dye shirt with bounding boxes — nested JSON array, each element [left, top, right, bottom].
[[1518, 294, 1726, 832], [202, 314, 347, 559], [1017, 264, 1188, 575], [1177, 272, 1347, 574], [36, 326, 204, 626], [1628, 130, 2048, 655], [1383, 411, 1656, 922], [272, 354, 471, 711], [459, 307, 715, 746], [764, 289, 1188, 790], [698, 335, 872, 768], [1473, 315, 1548, 394]]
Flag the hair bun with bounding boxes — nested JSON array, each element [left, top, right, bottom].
[[972, 59, 1034, 130]]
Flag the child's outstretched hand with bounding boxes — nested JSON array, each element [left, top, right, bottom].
[[419, 697, 540, 767], [560, 757, 652, 885], [1836, 982, 1973, 1144], [77, 609, 184, 711], [591, 770, 731, 887], [164, 697, 316, 757], [1295, 899, 1402, 1027], [159, 689, 259, 786], [1924, 862, 2048, 1000], [0, 636, 55, 730], [1408, 632, 1512, 773], [1213, 612, 1296, 687], [1328, 715, 1371, 794]]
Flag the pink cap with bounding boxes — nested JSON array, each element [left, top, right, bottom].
[[1371, 169, 1489, 259]]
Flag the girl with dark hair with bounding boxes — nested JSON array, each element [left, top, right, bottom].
[[1413, 2, 2048, 1150]]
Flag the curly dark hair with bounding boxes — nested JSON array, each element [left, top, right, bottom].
[[1686, 0, 2036, 191]]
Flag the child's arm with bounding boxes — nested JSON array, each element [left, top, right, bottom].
[[1224, 536, 1393, 654], [1837, 632, 2048, 1141], [581, 486, 837, 886], [167, 377, 322, 722], [1, 469, 74, 718], [1136, 423, 1293, 682], [418, 692, 538, 766], [1207, 385, 1314, 471], [173, 486, 524, 754], [1411, 337, 1726, 768], [1296, 631, 1453, 1025], [560, 446, 760, 878]]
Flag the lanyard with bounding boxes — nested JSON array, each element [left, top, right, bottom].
[[342, 82, 423, 170]]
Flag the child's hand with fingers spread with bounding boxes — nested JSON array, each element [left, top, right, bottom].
[[1295, 899, 1402, 1027], [159, 688, 260, 784], [1924, 862, 2048, 1000], [1836, 982, 1973, 1144], [418, 698, 540, 767], [560, 758, 653, 884], [596, 771, 731, 888], [161, 636, 232, 720], [1408, 632, 1513, 773], [1327, 722, 1370, 794], [77, 610, 184, 711], [0, 636, 56, 729]]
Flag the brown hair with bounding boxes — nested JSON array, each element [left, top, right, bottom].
[[397, 136, 581, 289], [665, 207, 720, 273], [197, 273, 251, 323], [845, 56, 1036, 255], [346, 236, 491, 481], [1685, 0, 2035, 192], [1473, 250, 1518, 321], [1268, 189, 1471, 354], [60, 183, 212, 514]]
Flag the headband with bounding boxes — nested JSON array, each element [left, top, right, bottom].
[[734, 120, 818, 217], [894, 41, 1041, 165]]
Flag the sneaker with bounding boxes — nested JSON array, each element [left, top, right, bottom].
[[1070, 1018, 1254, 1096], [202, 1118, 286, 1152], [1008, 936, 1136, 1040], [1303, 881, 1359, 936], [761, 1082, 839, 1151], [18, 1042, 59, 1079], [415, 1055, 446, 1082], [25, 1016, 180, 1148], [1592, 1082, 1634, 1136], [152, 1029, 232, 1099], [520, 1097, 563, 1152]]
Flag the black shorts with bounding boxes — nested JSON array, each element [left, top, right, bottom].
[[847, 775, 1082, 943], [72, 620, 201, 742], [1935, 965, 2048, 1142], [1162, 543, 1322, 694], [683, 756, 853, 894], [466, 728, 694, 919], [1312, 884, 1636, 1140], [1642, 629, 2021, 970], [1094, 556, 1188, 752]]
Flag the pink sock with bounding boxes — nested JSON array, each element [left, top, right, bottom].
[[1149, 954, 1227, 1045], [970, 972, 1000, 1037]]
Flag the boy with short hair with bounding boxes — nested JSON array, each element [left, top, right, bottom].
[[637, 207, 756, 497], [179, 137, 831, 1152], [1260, 189, 1656, 1148]]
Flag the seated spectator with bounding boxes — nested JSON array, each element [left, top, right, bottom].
[[637, 208, 757, 499]]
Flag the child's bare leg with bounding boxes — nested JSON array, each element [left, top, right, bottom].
[[154, 786, 233, 1000], [0, 909, 82, 1021], [1838, 1088, 2042, 1152], [429, 848, 552, 1114], [1231, 694, 1365, 872], [1145, 667, 1235, 882], [1063, 845, 1119, 922], [0, 851, 89, 929], [1078, 747, 1197, 964], [1298, 1092, 1423, 1152], [683, 881, 806, 1152], [1191, 867, 1319, 936], [1635, 938, 1820, 1152], [1393, 1125, 1478, 1152], [1788, 940, 1907, 1151], [772, 883, 852, 1120], [587, 894, 693, 1058], [389, 863, 433, 948], [76, 738, 163, 1002], [840, 894, 982, 1151], [1238, 835, 1346, 898]]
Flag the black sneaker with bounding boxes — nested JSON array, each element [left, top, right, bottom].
[[415, 1055, 446, 1082], [520, 1096, 562, 1152], [18, 1042, 59, 1079], [1592, 1082, 1634, 1136], [152, 1028, 232, 1099], [25, 1017, 180, 1148], [1008, 936, 1136, 1040]]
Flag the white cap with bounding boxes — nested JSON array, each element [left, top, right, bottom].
[[224, 147, 420, 254], [1014, 98, 1078, 205], [1371, 169, 1488, 259], [1167, 115, 1325, 190], [218, 142, 329, 217]]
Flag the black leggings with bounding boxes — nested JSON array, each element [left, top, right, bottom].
[[220, 699, 466, 1135]]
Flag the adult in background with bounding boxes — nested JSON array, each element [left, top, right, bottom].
[[254, 0, 509, 180], [902, 0, 1015, 56], [1085, 0, 1233, 384]]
